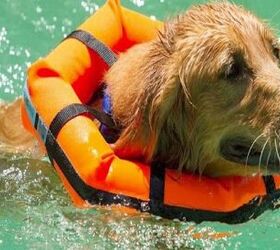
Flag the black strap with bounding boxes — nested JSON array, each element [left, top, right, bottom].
[[49, 103, 119, 139], [64, 29, 168, 212], [262, 175, 276, 194], [66, 30, 117, 67], [149, 161, 165, 212], [45, 127, 146, 208]]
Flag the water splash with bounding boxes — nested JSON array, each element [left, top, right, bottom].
[[0, 152, 235, 249]]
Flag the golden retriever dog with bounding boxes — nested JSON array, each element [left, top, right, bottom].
[[1, 2, 280, 177]]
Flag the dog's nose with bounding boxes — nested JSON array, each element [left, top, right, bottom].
[[220, 138, 280, 171]]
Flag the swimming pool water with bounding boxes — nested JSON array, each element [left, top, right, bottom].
[[1, 0, 280, 249]]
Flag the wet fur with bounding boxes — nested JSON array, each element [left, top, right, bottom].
[[106, 2, 280, 176], [0, 99, 42, 157]]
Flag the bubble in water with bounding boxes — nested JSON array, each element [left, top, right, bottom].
[[36, 6, 42, 14], [131, 0, 145, 7], [32, 17, 56, 38], [0, 27, 10, 54], [81, 0, 99, 14]]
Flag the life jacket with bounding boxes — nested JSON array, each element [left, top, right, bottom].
[[21, 0, 280, 224]]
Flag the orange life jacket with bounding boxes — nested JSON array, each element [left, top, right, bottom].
[[21, 0, 280, 223]]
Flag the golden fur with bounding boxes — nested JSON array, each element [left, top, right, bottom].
[[0, 99, 42, 157], [105, 2, 280, 176], [1, 2, 280, 176]]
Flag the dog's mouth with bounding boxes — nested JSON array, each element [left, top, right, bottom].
[[220, 137, 280, 172]]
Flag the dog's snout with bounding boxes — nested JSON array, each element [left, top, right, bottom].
[[220, 137, 280, 172]]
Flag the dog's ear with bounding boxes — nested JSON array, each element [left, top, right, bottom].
[[113, 46, 183, 161], [112, 17, 190, 161], [148, 71, 192, 169], [149, 71, 180, 131]]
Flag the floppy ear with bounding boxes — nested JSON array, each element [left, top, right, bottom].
[[113, 16, 191, 161], [148, 72, 192, 168], [114, 75, 183, 162], [149, 66, 181, 135], [112, 49, 181, 160], [146, 16, 198, 167]]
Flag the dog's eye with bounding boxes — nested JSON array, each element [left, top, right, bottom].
[[224, 62, 242, 80], [273, 46, 280, 60]]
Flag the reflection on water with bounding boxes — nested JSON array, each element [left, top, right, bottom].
[[1, 0, 280, 249]]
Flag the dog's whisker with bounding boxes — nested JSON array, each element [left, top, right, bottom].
[[245, 133, 264, 168], [259, 138, 269, 173], [275, 131, 280, 145], [274, 138, 280, 168]]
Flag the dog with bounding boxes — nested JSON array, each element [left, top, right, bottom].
[[105, 2, 280, 176], [1, 2, 280, 177]]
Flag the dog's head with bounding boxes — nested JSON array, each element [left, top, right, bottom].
[[107, 2, 280, 176]]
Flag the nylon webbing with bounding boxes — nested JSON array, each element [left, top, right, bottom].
[[149, 161, 165, 213], [66, 30, 117, 67], [62, 30, 166, 211], [49, 103, 119, 139], [64, 29, 119, 142], [262, 175, 276, 194]]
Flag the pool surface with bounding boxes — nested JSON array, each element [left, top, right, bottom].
[[1, 0, 280, 249]]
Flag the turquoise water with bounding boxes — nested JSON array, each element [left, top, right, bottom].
[[1, 0, 280, 249]]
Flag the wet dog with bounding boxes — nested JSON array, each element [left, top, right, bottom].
[[105, 2, 280, 176], [2, 2, 280, 177]]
